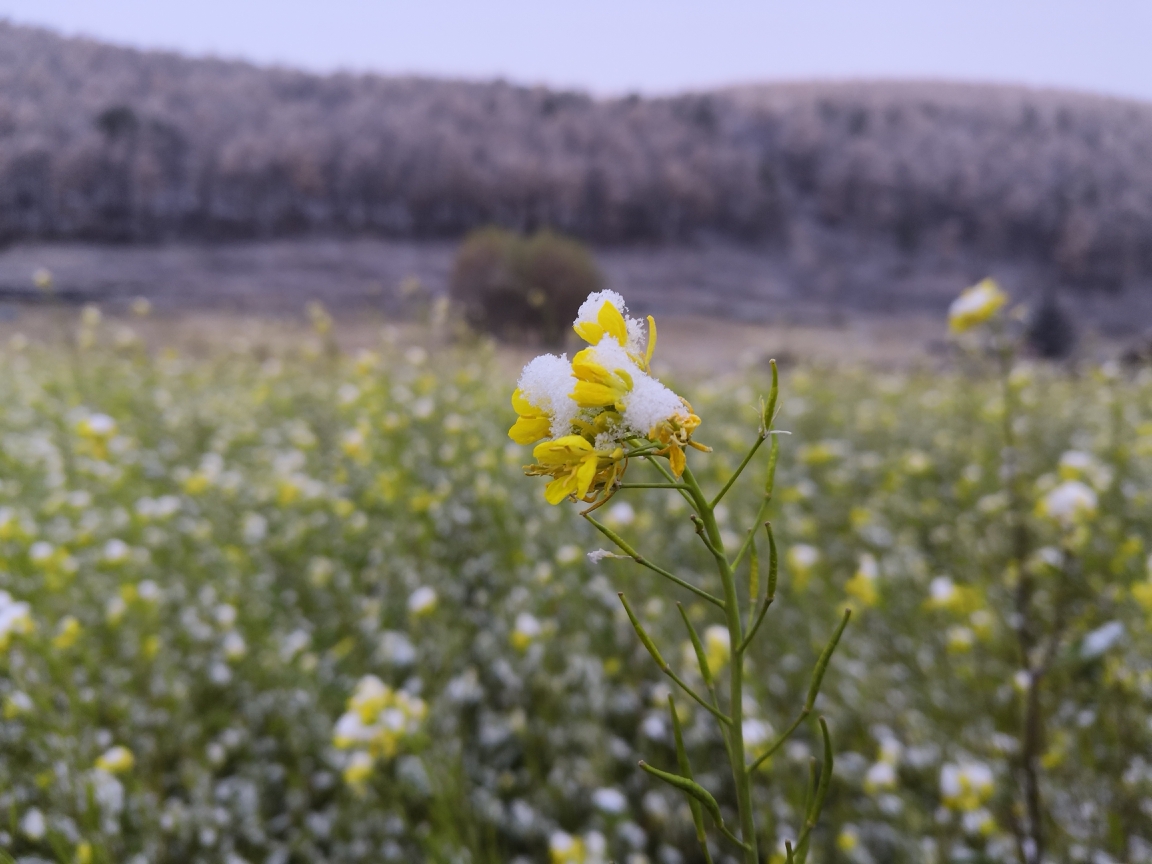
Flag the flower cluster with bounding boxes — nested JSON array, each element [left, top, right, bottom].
[[510, 291, 706, 506], [332, 675, 427, 787]]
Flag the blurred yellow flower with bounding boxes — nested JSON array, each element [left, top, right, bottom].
[[940, 761, 993, 811], [342, 751, 374, 789], [704, 624, 731, 671], [948, 278, 1007, 333], [52, 616, 81, 650], [845, 553, 880, 608], [1037, 480, 1097, 526], [511, 612, 542, 651], [95, 745, 135, 774]]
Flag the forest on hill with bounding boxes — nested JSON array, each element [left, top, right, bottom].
[[3, 21, 1152, 298]]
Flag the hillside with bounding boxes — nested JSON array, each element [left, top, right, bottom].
[[3, 21, 1152, 317]]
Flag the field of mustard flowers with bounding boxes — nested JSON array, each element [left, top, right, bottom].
[[0, 293, 1150, 864]]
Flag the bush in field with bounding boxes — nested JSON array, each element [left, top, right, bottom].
[[1027, 292, 1077, 359], [450, 227, 602, 344]]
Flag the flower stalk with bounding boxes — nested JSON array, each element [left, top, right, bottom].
[[509, 296, 849, 860]]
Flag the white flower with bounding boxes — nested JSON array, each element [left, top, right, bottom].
[[20, 807, 46, 839], [556, 544, 581, 565], [1081, 621, 1124, 659], [511, 612, 542, 650], [592, 787, 629, 814], [83, 413, 117, 436], [214, 604, 238, 628], [941, 761, 994, 810], [407, 586, 438, 616], [605, 501, 635, 527], [865, 760, 897, 792], [0, 591, 33, 646], [223, 631, 247, 661], [929, 576, 956, 604], [103, 538, 131, 564], [787, 544, 820, 571], [742, 718, 774, 755], [242, 513, 268, 544], [1039, 480, 1097, 525], [137, 580, 161, 602], [30, 541, 54, 563]]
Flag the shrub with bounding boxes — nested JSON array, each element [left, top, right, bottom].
[[1027, 291, 1077, 359], [450, 227, 602, 344]]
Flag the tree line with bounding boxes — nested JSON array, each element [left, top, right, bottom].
[[3, 22, 1152, 292]]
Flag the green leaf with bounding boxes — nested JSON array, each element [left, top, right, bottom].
[[618, 593, 668, 671], [805, 609, 850, 712], [676, 603, 713, 687], [638, 760, 725, 830], [668, 696, 713, 860]]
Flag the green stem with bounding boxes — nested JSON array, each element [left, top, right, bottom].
[[710, 432, 766, 509], [681, 465, 757, 864], [584, 515, 725, 609], [641, 454, 698, 508]]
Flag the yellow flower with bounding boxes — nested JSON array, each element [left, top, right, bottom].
[[549, 831, 586, 864], [76, 841, 93, 864], [508, 389, 553, 445], [570, 348, 634, 411], [526, 435, 624, 506], [837, 827, 860, 853], [704, 625, 731, 672], [342, 751, 375, 788], [940, 761, 994, 811], [573, 297, 629, 348], [1036, 480, 1097, 526], [1133, 580, 1152, 613], [52, 616, 81, 650], [844, 553, 879, 607], [948, 278, 1007, 333], [649, 405, 709, 478], [95, 745, 135, 774], [511, 612, 542, 651], [573, 296, 658, 372]]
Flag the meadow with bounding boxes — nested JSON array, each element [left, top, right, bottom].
[[0, 306, 1149, 864]]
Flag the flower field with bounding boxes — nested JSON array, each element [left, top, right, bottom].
[[0, 310, 1151, 864]]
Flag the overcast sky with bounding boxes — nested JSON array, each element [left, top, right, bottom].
[[2, 0, 1151, 101]]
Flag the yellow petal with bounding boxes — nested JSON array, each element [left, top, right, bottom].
[[597, 302, 628, 346], [511, 389, 536, 416], [575, 454, 600, 499], [545, 474, 577, 505], [533, 435, 593, 463], [572, 381, 620, 408], [668, 445, 686, 478], [644, 315, 657, 366], [571, 349, 613, 385], [573, 321, 605, 344], [509, 416, 552, 444]]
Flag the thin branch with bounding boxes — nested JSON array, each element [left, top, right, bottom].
[[641, 454, 697, 508], [690, 514, 724, 560], [749, 709, 809, 773], [585, 515, 725, 609], [619, 593, 732, 726], [737, 598, 774, 655], [664, 667, 733, 727], [710, 432, 766, 509]]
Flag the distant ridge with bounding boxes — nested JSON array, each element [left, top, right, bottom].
[[3, 21, 1152, 297]]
